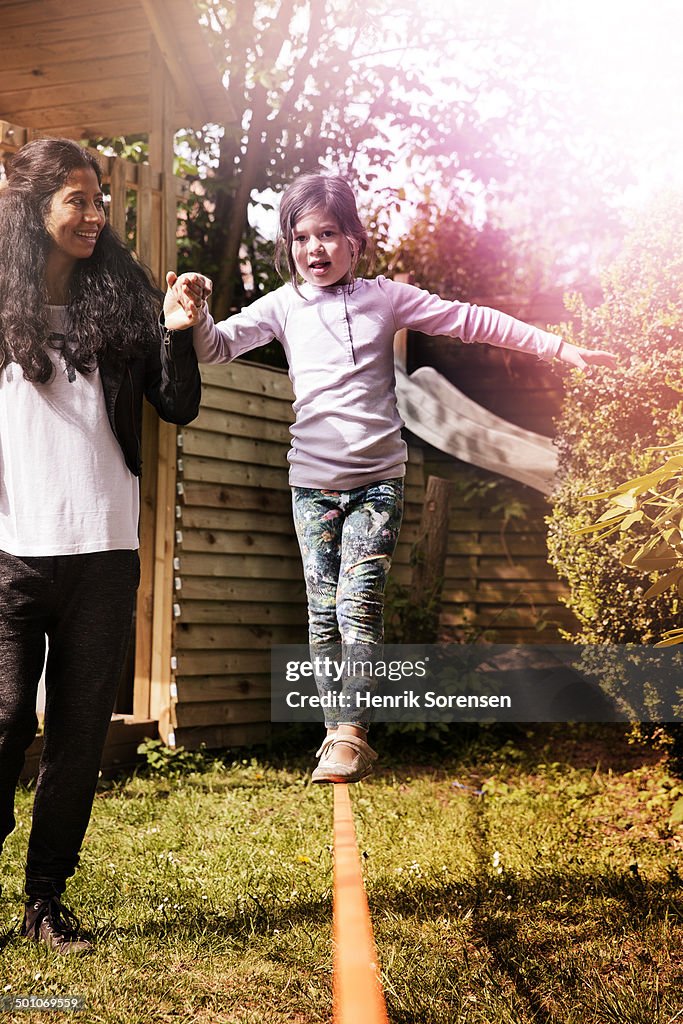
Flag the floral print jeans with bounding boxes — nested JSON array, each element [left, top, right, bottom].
[[291, 478, 404, 728]]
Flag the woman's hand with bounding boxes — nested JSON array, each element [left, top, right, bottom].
[[163, 271, 213, 331], [556, 340, 618, 371]]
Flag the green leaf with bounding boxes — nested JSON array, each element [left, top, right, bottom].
[[620, 511, 644, 530], [643, 569, 683, 599]]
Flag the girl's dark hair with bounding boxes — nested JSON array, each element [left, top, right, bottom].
[[0, 136, 162, 382], [275, 173, 370, 291]]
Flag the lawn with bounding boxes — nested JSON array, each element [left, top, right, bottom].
[[1, 725, 682, 1024]]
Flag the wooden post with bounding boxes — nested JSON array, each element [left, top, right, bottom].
[[410, 475, 452, 608], [152, 37, 178, 743], [133, 35, 179, 741], [135, 161, 154, 267], [108, 157, 127, 238]]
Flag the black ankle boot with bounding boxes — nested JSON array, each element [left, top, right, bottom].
[[20, 897, 93, 955]]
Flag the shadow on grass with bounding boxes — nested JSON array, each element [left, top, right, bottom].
[[370, 871, 682, 1024], [64, 867, 683, 948], [366, 868, 683, 928], [91, 894, 332, 946]]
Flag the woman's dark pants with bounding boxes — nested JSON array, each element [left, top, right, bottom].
[[0, 549, 139, 898]]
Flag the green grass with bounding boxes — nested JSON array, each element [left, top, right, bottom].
[[1, 726, 682, 1023]]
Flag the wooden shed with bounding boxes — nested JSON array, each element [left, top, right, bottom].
[[1, 0, 235, 765]]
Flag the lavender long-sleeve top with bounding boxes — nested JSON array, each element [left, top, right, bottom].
[[192, 276, 562, 490]]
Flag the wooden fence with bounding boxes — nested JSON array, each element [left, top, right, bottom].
[[424, 456, 575, 644]]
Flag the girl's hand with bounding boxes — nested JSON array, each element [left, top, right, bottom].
[[163, 271, 213, 330], [556, 340, 617, 371]]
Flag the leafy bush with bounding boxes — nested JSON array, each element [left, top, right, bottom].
[[547, 193, 683, 645]]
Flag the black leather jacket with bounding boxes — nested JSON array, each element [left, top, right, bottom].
[[99, 324, 200, 477]]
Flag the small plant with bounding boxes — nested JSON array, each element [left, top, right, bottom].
[[384, 575, 442, 645], [136, 738, 208, 778]]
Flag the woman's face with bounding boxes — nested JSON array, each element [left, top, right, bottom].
[[44, 166, 106, 262]]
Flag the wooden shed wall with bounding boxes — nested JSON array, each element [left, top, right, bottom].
[[408, 331, 576, 644], [424, 454, 576, 645], [172, 359, 426, 751]]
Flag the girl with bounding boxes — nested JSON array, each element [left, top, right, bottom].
[[164, 173, 615, 784], [0, 138, 200, 952]]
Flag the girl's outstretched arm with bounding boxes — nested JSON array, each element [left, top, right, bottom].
[[554, 341, 618, 371]]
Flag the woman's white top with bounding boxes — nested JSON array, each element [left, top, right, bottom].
[[193, 276, 563, 491], [0, 306, 139, 556]]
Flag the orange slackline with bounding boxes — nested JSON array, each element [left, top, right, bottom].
[[332, 784, 390, 1024]]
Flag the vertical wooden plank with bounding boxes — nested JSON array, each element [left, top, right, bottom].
[[136, 161, 153, 268], [131, 148, 157, 718], [146, 36, 180, 742], [108, 157, 128, 238], [132, 155, 159, 718], [134, 36, 164, 725], [150, 188, 163, 290], [133, 401, 158, 720], [151, 420, 178, 739]]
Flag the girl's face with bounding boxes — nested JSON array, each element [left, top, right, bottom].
[[44, 167, 105, 263], [291, 209, 354, 287]]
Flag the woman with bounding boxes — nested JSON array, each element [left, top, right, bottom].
[[0, 137, 200, 953]]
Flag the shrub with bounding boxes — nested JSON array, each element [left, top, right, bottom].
[[547, 193, 683, 644]]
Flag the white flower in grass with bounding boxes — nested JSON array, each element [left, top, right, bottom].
[[492, 850, 503, 873]]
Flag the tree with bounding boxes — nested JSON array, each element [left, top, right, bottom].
[[376, 187, 537, 302], [174, 0, 632, 317]]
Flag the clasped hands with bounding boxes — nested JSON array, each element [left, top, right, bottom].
[[163, 272, 213, 331]]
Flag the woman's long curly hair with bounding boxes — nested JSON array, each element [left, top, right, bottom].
[[0, 137, 162, 382]]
